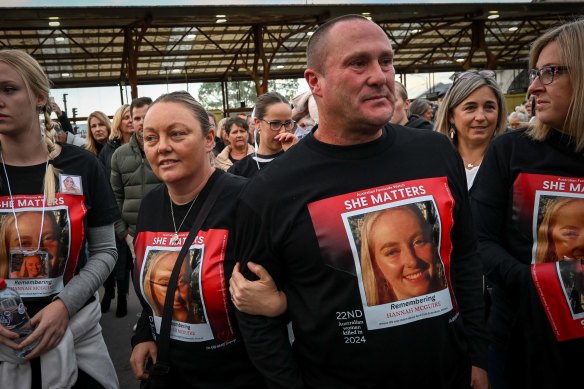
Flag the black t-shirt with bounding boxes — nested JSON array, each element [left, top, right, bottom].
[[0, 143, 119, 314], [471, 129, 584, 388], [228, 151, 284, 178], [235, 125, 488, 388], [131, 169, 265, 388]]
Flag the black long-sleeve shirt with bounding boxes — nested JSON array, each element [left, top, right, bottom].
[[471, 128, 584, 388]]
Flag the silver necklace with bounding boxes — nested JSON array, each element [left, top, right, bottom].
[[1, 150, 49, 253], [169, 193, 198, 245]]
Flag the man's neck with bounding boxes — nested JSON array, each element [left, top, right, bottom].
[[313, 122, 383, 146]]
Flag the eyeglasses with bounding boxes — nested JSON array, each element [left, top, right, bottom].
[[260, 119, 297, 132], [453, 69, 496, 84], [529, 66, 568, 85]]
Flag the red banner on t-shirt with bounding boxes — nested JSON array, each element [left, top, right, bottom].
[[514, 173, 584, 341], [307, 177, 457, 329], [134, 229, 235, 345], [0, 194, 86, 298]]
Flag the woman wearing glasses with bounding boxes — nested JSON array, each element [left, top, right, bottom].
[[229, 92, 298, 178], [472, 20, 584, 388], [434, 69, 507, 189]]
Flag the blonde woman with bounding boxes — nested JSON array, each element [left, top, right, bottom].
[[359, 204, 446, 306], [0, 49, 119, 388], [85, 110, 111, 155], [472, 20, 584, 388], [98, 104, 133, 171], [535, 197, 584, 264]]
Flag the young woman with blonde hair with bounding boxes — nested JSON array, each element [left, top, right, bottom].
[[0, 49, 119, 388]]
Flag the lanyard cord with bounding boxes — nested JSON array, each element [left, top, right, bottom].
[[0, 150, 49, 253]]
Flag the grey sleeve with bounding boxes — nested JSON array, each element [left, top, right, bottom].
[[57, 224, 117, 316]]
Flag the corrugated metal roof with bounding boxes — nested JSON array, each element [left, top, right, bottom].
[[0, 3, 581, 88]]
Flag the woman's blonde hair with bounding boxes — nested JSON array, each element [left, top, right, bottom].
[[143, 250, 195, 321], [19, 255, 46, 278], [394, 81, 409, 101], [434, 70, 507, 142], [535, 197, 584, 263], [0, 50, 59, 204], [85, 111, 111, 154], [359, 204, 445, 306], [109, 104, 130, 141], [216, 117, 228, 142], [528, 19, 584, 152]]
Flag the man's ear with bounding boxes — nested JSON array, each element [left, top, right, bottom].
[[305, 69, 323, 98]]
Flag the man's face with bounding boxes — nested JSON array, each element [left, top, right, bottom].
[[306, 19, 395, 137], [132, 104, 149, 148]]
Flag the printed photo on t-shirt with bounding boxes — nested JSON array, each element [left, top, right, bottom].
[[533, 193, 584, 318], [0, 193, 86, 298], [515, 173, 584, 341], [135, 229, 237, 345], [344, 198, 453, 329], [141, 247, 207, 325], [59, 174, 83, 195], [1, 209, 69, 282]]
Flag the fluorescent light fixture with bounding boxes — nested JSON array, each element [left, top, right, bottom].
[[456, 58, 465, 63], [55, 37, 65, 42], [172, 69, 181, 74], [487, 14, 500, 20], [276, 65, 284, 69], [361, 12, 371, 16], [185, 34, 196, 40], [216, 14, 226, 18], [307, 31, 314, 36], [49, 21, 60, 27], [216, 18, 227, 24], [411, 29, 420, 34], [488, 10, 499, 14], [61, 73, 70, 77], [49, 16, 59, 20], [508, 26, 518, 32]]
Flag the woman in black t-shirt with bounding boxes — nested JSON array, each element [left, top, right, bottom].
[[130, 91, 281, 388], [0, 49, 119, 388]]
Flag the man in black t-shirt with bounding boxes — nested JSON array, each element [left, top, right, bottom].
[[234, 15, 488, 389]]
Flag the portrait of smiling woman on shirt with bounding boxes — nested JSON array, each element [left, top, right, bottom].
[[359, 203, 447, 306]]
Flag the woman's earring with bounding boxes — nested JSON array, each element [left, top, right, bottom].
[[449, 126, 455, 140]]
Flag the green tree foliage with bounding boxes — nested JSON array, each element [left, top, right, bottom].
[[198, 79, 299, 110]]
